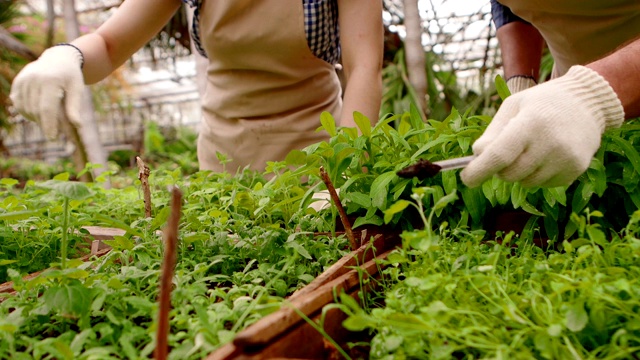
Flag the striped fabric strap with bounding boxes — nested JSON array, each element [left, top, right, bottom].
[[183, 0, 207, 58]]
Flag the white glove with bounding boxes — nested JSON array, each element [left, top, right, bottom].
[[308, 189, 340, 211], [10, 44, 85, 140], [462, 65, 624, 188], [506, 75, 537, 94]]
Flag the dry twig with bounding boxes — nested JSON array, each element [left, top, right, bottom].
[[136, 156, 152, 218], [154, 187, 182, 360]]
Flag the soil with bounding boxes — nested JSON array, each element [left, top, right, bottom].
[[396, 159, 442, 179]]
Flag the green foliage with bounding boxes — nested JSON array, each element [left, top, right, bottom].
[[142, 122, 199, 174], [380, 48, 494, 123], [0, 0, 29, 138], [308, 106, 640, 242], [304, 108, 486, 231], [0, 161, 349, 358], [341, 208, 640, 359], [0, 79, 639, 358]]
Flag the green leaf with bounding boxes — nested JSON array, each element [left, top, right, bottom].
[[344, 192, 372, 208], [53, 172, 71, 181], [433, 190, 458, 212], [0, 210, 42, 221], [43, 283, 92, 318], [119, 336, 139, 359], [495, 74, 511, 100], [457, 136, 471, 153], [586, 225, 608, 247], [384, 200, 411, 223], [571, 182, 594, 215], [284, 150, 307, 166], [52, 340, 74, 360], [339, 291, 364, 315], [319, 111, 337, 137], [543, 186, 567, 207], [353, 111, 372, 136], [151, 206, 171, 231], [38, 180, 93, 200], [609, 135, 640, 175], [547, 324, 563, 337], [343, 315, 375, 332], [496, 179, 511, 205], [0, 178, 18, 187], [124, 296, 155, 312], [398, 117, 412, 136], [353, 214, 383, 228], [510, 182, 527, 209], [441, 170, 457, 195], [521, 200, 545, 216], [0, 259, 17, 266], [565, 302, 589, 332], [287, 241, 312, 260], [382, 335, 404, 352], [460, 186, 485, 224], [370, 171, 397, 209], [409, 103, 425, 130], [482, 179, 497, 207], [70, 329, 95, 355]]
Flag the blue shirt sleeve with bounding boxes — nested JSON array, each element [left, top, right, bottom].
[[490, 0, 529, 29]]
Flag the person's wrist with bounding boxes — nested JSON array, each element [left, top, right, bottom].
[[505, 75, 537, 94], [562, 65, 625, 131]]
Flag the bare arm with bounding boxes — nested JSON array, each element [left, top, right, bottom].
[[588, 37, 640, 119], [496, 21, 545, 80], [71, 0, 182, 84], [337, 0, 383, 128]]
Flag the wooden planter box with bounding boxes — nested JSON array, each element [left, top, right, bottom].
[[207, 229, 402, 359]]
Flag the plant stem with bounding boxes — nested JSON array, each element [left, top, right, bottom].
[[319, 166, 357, 251], [61, 197, 69, 270]]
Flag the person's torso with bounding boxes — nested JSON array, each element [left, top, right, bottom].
[[187, 0, 343, 172], [186, 0, 342, 119], [499, 0, 640, 75]]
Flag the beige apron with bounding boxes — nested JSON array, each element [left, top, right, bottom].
[[196, 0, 342, 173], [499, 0, 640, 76]]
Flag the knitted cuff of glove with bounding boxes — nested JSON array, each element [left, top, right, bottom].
[[564, 65, 625, 131], [506, 75, 537, 94], [51, 43, 85, 69]]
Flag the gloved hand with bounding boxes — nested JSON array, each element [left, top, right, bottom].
[[10, 44, 85, 140], [506, 75, 537, 94], [462, 65, 624, 188]]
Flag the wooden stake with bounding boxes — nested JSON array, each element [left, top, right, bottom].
[[319, 166, 357, 251], [136, 156, 152, 218], [154, 187, 182, 360]]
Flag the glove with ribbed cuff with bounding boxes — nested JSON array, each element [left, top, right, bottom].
[[506, 75, 537, 94], [10, 44, 85, 140], [462, 65, 625, 188]]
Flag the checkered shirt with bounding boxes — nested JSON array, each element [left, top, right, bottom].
[[182, 0, 341, 64]]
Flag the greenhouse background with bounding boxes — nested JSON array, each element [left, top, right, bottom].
[[2, 0, 498, 165], [2, 1, 640, 359]]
